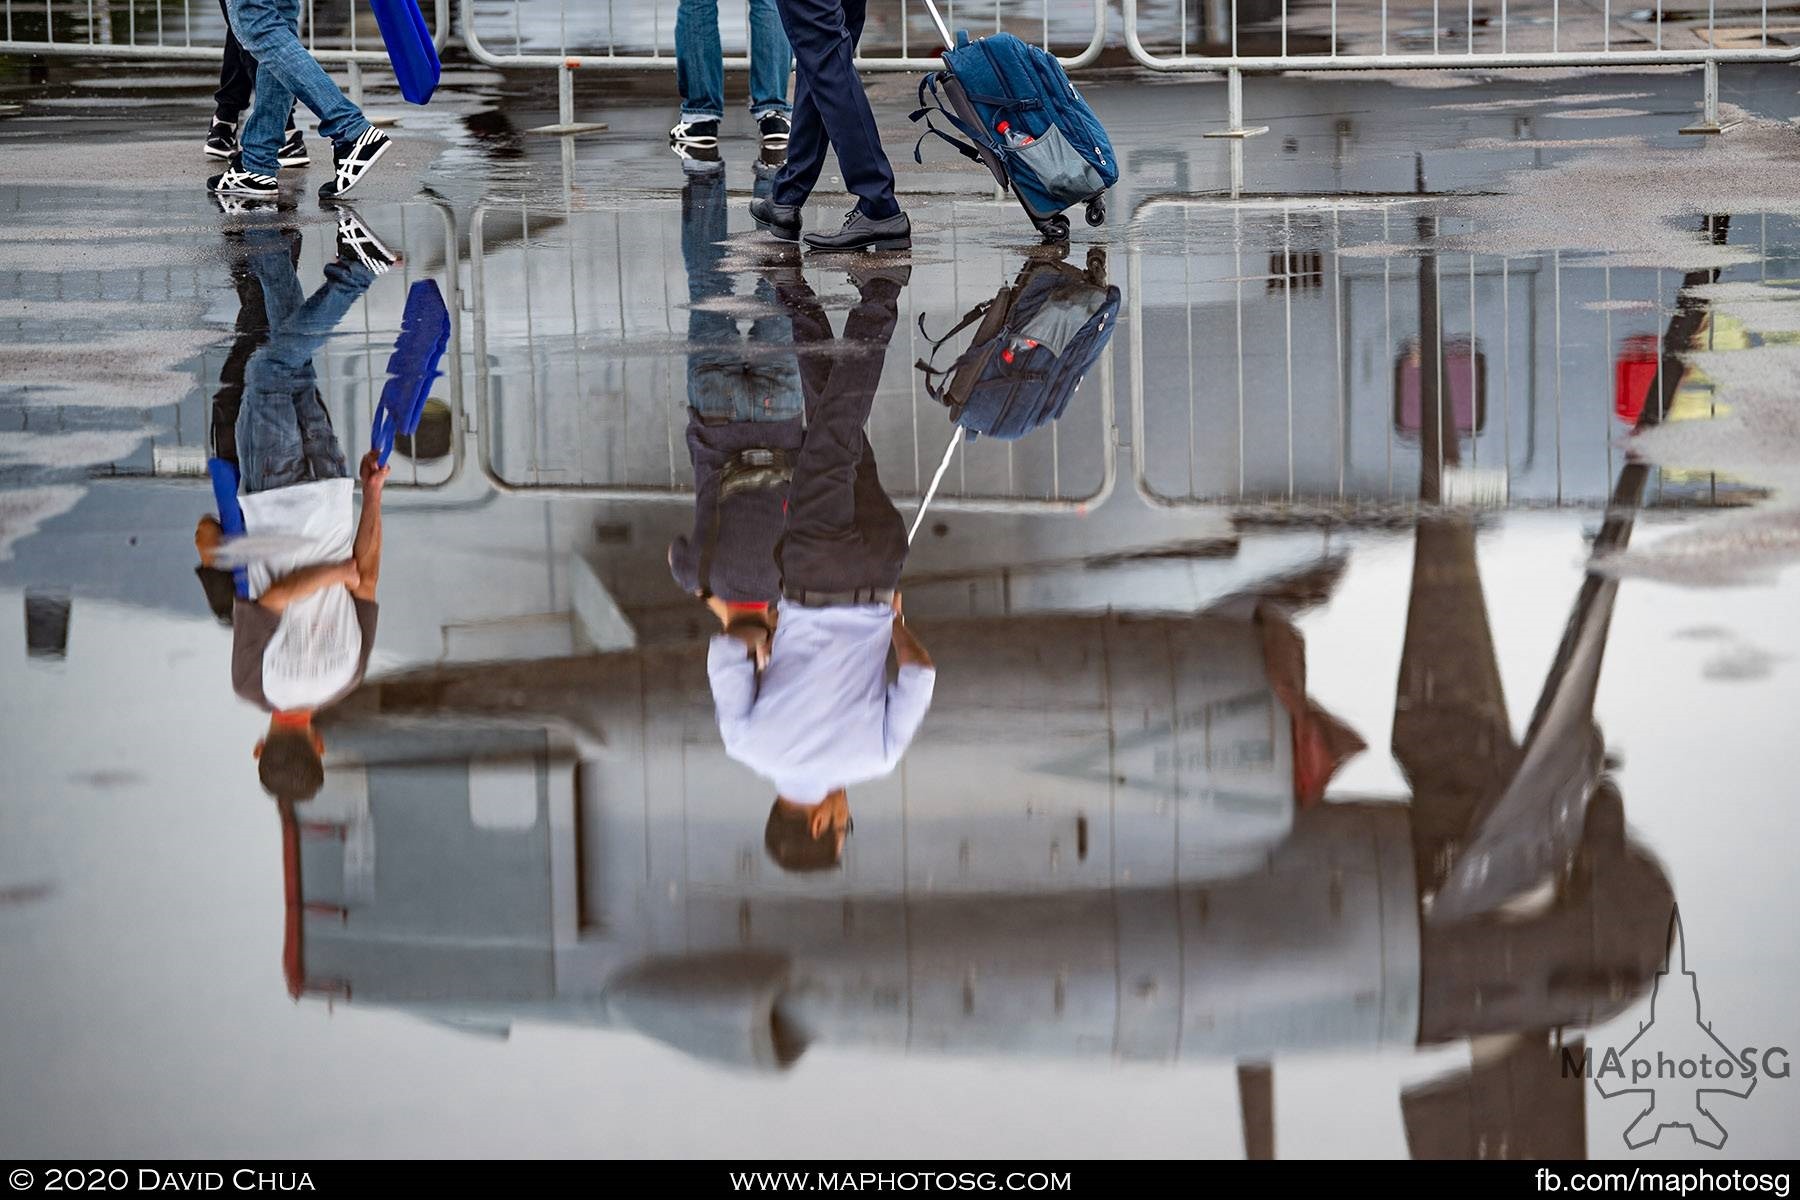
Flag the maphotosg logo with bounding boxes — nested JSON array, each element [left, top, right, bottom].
[[1562, 908, 1790, 1149]]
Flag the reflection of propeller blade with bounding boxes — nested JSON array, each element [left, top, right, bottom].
[[1393, 516, 1520, 895], [1403, 1034, 1587, 1159], [1237, 1062, 1275, 1160], [1431, 564, 1620, 923]]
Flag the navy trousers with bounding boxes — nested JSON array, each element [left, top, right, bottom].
[[771, 0, 900, 219], [774, 274, 908, 597]]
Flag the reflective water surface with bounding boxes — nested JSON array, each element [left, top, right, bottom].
[[3, 59, 1799, 1159]]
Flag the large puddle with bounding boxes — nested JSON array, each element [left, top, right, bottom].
[[2, 64, 1798, 1159]]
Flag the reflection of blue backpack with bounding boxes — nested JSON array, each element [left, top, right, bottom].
[[910, 23, 1118, 240], [915, 250, 1120, 442]]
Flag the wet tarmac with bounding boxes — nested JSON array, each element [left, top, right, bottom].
[[3, 48, 1800, 1159]]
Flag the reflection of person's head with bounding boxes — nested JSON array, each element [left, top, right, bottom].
[[763, 789, 851, 873], [255, 712, 324, 803]]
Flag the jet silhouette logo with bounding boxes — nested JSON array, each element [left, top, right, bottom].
[[1581, 909, 1788, 1150]]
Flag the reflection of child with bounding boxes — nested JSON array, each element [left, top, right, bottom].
[[196, 227, 395, 802]]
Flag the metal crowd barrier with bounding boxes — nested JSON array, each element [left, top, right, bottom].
[[1123, 0, 1800, 137], [459, 0, 1108, 134], [467, 198, 1115, 514], [0, 0, 450, 103], [1125, 194, 1780, 515]]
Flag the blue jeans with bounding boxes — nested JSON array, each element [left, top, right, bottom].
[[237, 233, 374, 494], [676, 0, 793, 121], [683, 167, 801, 421], [226, 0, 370, 175]]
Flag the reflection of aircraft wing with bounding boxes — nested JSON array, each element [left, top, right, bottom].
[[1403, 1036, 1587, 1159]]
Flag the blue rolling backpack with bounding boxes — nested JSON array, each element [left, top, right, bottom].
[[909, 0, 1118, 242]]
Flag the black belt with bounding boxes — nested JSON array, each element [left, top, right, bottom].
[[718, 448, 794, 499], [783, 586, 895, 607]]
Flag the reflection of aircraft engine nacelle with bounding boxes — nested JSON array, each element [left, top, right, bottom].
[[294, 615, 1671, 1078]]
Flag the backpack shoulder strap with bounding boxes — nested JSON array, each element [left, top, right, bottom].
[[909, 72, 988, 166]]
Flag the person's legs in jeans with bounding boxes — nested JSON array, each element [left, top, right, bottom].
[[227, 0, 369, 175], [748, 0, 793, 119], [236, 236, 310, 496], [240, 236, 375, 487], [294, 387, 349, 480], [260, 259, 379, 380], [771, 0, 895, 218], [675, 0, 726, 122]]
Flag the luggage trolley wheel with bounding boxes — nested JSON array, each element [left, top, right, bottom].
[[1036, 213, 1071, 244], [1084, 197, 1106, 227]]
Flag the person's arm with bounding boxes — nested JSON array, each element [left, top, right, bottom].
[[257, 560, 358, 613], [892, 618, 933, 672], [351, 451, 387, 602], [882, 592, 936, 758], [890, 593, 933, 671], [195, 515, 223, 567], [706, 634, 762, 752]]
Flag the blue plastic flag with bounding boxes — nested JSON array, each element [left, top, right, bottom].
[[369, 0, 441, 105], [370, 278, 452, 467]]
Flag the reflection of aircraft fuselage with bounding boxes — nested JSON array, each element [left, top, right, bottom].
[[296, 613, 1669, 1085]]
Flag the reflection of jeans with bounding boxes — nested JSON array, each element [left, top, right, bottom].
[[683, 168, 801, 422], [227, 0, 369, 175], [237, 233, 374, 494], [676, 0, 793, 121], [774, 274, 907, 595]]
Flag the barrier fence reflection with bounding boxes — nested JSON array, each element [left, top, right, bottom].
[[1127, 194, 1786, 515], [69, 201, 467, 495], [467, 198, 1116, 513]]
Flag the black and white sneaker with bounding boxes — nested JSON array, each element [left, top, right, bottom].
[[671, 142, 724, 175], [212, 193, 276, 216], [758, 112, 791, 147], [317, 126, 391, 200], [205, 118, 238, 160], [207, 157, 278, 199], [332, 208, 401, 275], [278, 126, 310, 168], [669, 116, 720, 147]]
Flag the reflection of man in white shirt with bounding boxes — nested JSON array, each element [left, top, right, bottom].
[[705, 264, 935, 872]]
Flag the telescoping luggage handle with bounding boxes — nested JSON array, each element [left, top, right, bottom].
[[920, 0, 957, 51]]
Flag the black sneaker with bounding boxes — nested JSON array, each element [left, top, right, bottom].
[[672, 142, 724, 176], [758, 112, 791, 147], [205, 118, 238, 160], [278, 126, 310, 168], [207, 157, 278, 199], [211, 193, 276, 216], [317, 126, 391, 200], [332, 208, 401, 275], [669, 116, 720, 147]]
